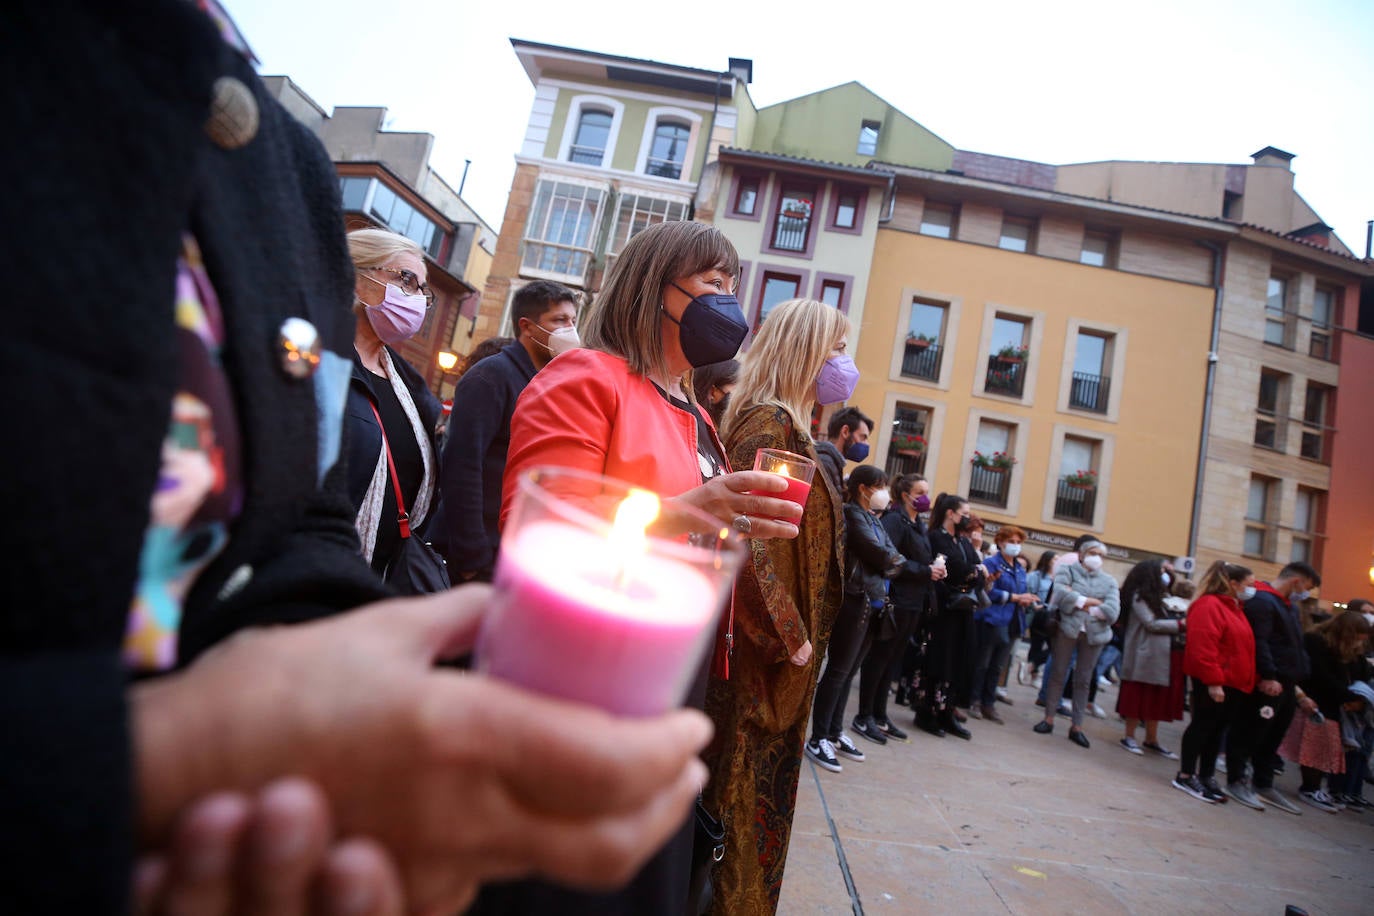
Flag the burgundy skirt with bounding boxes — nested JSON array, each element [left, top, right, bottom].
[[1116, 648, 1186, 722]]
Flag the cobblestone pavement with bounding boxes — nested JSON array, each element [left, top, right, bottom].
[[777, 666, 1374, 915]]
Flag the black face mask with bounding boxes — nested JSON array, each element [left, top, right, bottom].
[[664, 282, 748, 368]]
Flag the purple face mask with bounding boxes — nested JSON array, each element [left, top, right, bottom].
[[914, 493, 931, 513], [815, 355, 860, 405], [363, 282, 427, 344]]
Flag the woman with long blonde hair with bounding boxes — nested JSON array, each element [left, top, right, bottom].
[[704, 298, 854, 914]]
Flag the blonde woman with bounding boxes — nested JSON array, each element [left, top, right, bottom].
[[343, 228, 443, 580], [704, 298, 853, 915]]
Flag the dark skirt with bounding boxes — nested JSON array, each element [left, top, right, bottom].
[[1116, 648, 1186, 722]]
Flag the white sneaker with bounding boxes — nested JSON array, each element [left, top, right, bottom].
[[806, 738, 842, 773], [1097, 676, 1112, 689], [1299, 789, 1341, 813], [1089, 703, 1108, 719], [834, 733, 866, 762]]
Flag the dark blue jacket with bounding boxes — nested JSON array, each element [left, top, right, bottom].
[[882, 510, 934, 612], [979, 553, 1027, 630], [1244, 583, 1310, 683], [440, 341, 538, 577]]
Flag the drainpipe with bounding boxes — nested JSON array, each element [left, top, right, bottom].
[[690, 70, 726, 222], [1187, 239, 1226, 565]]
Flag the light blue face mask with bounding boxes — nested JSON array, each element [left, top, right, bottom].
[[1239, 586, 1257, 601], [1291, 589, 1311, 602]]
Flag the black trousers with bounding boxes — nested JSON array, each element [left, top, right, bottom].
[[858, 603, 918, 723], [1180, 680, 1248, 780], [1226, 681, 1296, 789], [811, 594, 876, 742]]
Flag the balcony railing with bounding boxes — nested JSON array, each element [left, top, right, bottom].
[[984, 355, 1026, 397], [568, 145, 605, 166], [968, 464, 1011, 507], [900, 342, 942, 381], [772, 214, 810, 252], [885, 447, 926, 479], [1054, 479, 1097, 523], [645, 157, 683, 180], [1069, 371, 1111, 412]]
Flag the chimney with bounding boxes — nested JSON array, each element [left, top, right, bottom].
[[1251, 146, 1295, 171], [728, 57, 753, 84]]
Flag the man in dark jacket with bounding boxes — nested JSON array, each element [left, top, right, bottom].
[[815, 405, 873, 493], [441, 281, 577, 581], [1227, 561, 1321, 813]]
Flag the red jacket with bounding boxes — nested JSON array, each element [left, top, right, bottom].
[[502, 348, 726, 527], [1183, 593, 1257, 691]]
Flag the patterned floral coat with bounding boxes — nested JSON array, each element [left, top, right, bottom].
[[703, 405, 844, 915]]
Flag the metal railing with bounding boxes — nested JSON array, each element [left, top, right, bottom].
[[1054, 478, 1097, 523], [1069, 371, 1110, 412], [900, 343, 942, 381], [984, 355, 1026, 397], [968, 464, 1011, 506], [772, 214, 810, 251], [645, 157, 683, 180], [568, 146, 604, 166]]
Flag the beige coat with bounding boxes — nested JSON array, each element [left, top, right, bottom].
[[1120, 596, 1181, 687]]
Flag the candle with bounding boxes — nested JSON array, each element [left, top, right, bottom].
[[749, 448, 817, 516], [476, 469, 744, 716]]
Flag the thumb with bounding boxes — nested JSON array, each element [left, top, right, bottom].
[[366, 584, 493, 661]]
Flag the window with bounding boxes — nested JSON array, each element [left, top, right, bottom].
[[1054, 436, 1099, 523], [1080, 230, 1113, 267], [521, 179, 605, 279], [569, 109, 612, 166], [345, 176, 446, 259], [856, 119, 880, 156], [1300, 382, 1330, 462], [734, 176, 759, 215], [1310, 287, 1335, 359], [919, 203, 955, 239], [885, 403, 930, 478], [998, 217, 1033, 253], [902, 299, 947, 382], [772, 186, 815, 252], [645, 120, 690, 179], [1254, 369, 1287, 450], [1244, 476, 1275, 559], [819, 280, 844, 308], [756, 272, 800, 329], [1265, 276, 1290, 346], [1291, 487, 1321, 564], [969, 420, 1014, 507], [607, 193, 688, 260], [1069, 331, 1112, 413], [834, 191, 859, 229], [985, 315, 1029, 397]]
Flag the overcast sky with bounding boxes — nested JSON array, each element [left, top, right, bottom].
[[227, 0, 1373, 255]]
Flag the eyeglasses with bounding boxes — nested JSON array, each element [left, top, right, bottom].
[[364, 267, 434, 308]]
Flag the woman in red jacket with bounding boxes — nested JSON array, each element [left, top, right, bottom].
[[487, 220, 802, 916], [1172, 560, 1257, 804]]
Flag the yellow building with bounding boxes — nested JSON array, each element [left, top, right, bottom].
[[854, 163, 1229, 571]]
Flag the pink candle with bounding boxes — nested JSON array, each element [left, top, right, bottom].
[[480, 522, 717, 715], [748, 476, 811, 513]]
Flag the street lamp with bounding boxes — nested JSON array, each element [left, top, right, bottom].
[[436, 350, 459, 398]]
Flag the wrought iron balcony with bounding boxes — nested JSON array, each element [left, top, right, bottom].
[[568, 146, 605, 166], [772, 214, 810, 252], [968, 464, 1011, 507], [1069, 371, 1110, 413], [645, 157, 683, 180], [900, 342, 942, 381], [1054, 478, 1097, 524], [984, 355, 1026, 397]]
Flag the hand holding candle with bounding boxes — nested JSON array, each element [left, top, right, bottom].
[[476, 468, 745, 716]]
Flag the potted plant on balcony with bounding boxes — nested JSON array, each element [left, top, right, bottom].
[[905, 332, 935, 351], [781, 198, 812, 220], [891, 433, 926, 457], [1064, 469, 1098, 489], [971, 451, 1017, 472], [995, 344, 1029, 364]]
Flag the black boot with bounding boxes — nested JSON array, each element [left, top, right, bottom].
[[941, 708, 972, 740], [894, 680, 910, 707], [914, 708, 946, 738]]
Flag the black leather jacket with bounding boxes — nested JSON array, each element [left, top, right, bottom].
[[882, 510, 935, 611], [843, 503, 904, 601]]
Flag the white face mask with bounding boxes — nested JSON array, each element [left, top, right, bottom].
[[868, 489, 891, 512], [1082, 554, 1104, 572], [1238, 585, 1257, 601], [1363, 613, 1374, 628], [1003, 543, 1022, 558], [1291, 589, 1311, 602], [1161, 572, 1172, 587], [535, 323, 581, 357]]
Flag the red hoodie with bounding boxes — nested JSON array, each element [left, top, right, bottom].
[[1183, 593, 1257, 691]]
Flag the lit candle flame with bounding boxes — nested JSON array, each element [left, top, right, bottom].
[[608, 489, 661, 579]]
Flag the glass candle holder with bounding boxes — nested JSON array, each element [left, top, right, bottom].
[[475, 466, 745, 716], [751, 448, 817, 514]]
